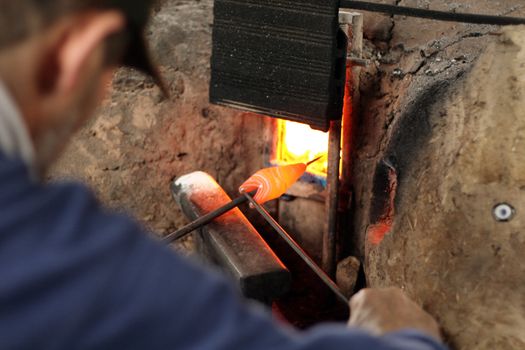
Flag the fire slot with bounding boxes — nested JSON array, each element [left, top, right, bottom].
[[272, 120, 329, 179]]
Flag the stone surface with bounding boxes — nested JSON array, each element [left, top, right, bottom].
[[279, 198, 326, 265], [366, 28, 525, 348], [336, 256, 361, 298], [348, 2, 525, 349]]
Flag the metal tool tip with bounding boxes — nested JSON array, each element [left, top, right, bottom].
[[306, 155, 325, 166]]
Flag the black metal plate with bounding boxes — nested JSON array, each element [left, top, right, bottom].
[[210, 0, 346, 131]]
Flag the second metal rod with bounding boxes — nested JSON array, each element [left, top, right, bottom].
[[163, 190, 256, 244], [323, 119, 342, 278], [244, 193, 349, 305]]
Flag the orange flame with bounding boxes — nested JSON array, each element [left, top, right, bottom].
[[273, 120, 329, 177]]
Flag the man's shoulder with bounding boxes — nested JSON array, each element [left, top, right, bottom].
[[0, 153, 95, 213], [0, 153, 33, 187], [0, 153, 140, 254], [0, 156, 191, 349]]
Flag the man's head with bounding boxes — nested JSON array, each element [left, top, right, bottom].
[[0, 0, 157, 175]]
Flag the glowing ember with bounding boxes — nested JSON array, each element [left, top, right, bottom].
[[367, 164, 398, 245], [274, 120, 329, 177], [239, 163, 307, 204], [367, 221, 393, 245]]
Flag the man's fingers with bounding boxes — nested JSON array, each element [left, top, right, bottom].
[[347, 287, 443, 342], [349, 288, 366, 310]]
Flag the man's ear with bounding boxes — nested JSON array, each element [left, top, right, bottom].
[[56, 11, 125, 93]]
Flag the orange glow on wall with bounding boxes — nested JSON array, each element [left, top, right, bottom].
[[273, 120, 329, 177]]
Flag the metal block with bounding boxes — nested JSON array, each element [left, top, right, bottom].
[[172, 172, 290, 303]]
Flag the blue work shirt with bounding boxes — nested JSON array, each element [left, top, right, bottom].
[[0, 153, 446, 350]]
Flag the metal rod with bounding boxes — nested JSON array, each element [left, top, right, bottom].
[[340, 12, 363, 188], [244, 193, 349, 305], [306, 155, 324, 166], [164, 191, 256, 244], [340, 12, 363, 259], [323, 120, 342, 278], [340, 0, 525, 26]]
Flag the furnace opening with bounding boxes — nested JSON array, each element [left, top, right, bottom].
[[272, 120, 329, 178]]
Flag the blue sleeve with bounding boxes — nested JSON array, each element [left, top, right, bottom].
[[0, 171, 447, 350]]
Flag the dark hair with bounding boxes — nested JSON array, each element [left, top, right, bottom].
[[0, 0, 154, 65]]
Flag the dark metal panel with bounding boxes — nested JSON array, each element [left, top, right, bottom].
[[210, 0, 346, 131]]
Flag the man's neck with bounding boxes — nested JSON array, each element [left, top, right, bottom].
[[0, 79, 36, 174]]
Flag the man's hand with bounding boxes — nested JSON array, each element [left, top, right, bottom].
[[348, 287, 442, 342]]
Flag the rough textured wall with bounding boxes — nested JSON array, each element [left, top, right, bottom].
[[350, 0, 525, 256], [366, 27, 525, 349], [51, 0, 267, 244], [349, 1, 525, 349]]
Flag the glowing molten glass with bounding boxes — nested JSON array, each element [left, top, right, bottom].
[[274, 120, 328, 177], [239, 163, 307, 204]]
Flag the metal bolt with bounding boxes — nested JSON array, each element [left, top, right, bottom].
[[493, 203, 515, 222]]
